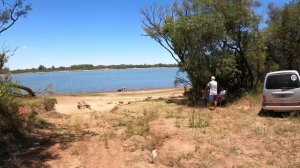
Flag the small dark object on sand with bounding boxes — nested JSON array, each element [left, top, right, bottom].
[[77, 101, 91, 109]]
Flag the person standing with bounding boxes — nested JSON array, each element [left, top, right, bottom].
[[206, 76, 218, 110]]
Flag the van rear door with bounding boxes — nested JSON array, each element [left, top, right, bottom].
[[264, 73, 300, 105]]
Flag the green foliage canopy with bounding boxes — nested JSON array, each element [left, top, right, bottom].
[[266, 0, 300, 71], [141, 0, 266, 101]]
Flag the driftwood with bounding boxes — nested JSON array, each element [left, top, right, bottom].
[[77, 101, 91, 109], [11, 83, 36, 97]]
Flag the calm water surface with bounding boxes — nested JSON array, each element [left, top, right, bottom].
[[12, 68, 186, 94]]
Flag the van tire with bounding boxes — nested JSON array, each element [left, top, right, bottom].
[[258, 109, 273, 117]]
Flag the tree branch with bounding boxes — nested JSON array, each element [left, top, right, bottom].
[[141, 6, 180, 64], [0, 0, 31, 34], [11, 83, 36, 97]]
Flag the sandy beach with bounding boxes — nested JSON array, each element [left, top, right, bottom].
[[53, 87, 185, 114]]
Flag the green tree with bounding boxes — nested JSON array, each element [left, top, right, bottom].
[[213, 0, 264, 89], [0, 0, 32, 136], [0, 1, 32, 164], [266, 0, 300, 71], [38, 65, 46, 71], [141, 0, 265, 103]]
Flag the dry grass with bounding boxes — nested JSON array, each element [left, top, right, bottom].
[[123, 108, 158, 138], [18, 94, 300, 168], [188, 110, 209, 128]]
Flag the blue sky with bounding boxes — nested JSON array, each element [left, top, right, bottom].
[[0, 0, 290, 70]]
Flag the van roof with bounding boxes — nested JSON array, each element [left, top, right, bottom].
[[266, 70, 299, 76]]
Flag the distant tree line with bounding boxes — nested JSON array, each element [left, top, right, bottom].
[[10, 63, 178, 74], [141, 0, 300, 103]]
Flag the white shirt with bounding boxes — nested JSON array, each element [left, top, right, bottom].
[[207, 80, 217, 95]]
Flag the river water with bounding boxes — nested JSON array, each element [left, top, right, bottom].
[[12, 68, 186, 94]]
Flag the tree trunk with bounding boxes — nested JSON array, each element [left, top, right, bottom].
[[11, 83, 36, 97]]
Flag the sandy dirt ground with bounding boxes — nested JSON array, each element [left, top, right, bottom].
[[21, 88, 300, 168], [54, 88, 184, 114]]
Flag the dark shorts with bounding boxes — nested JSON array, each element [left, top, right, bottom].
[[209, 95, 217, 102]]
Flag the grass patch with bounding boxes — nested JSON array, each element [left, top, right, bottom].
[[99, 129, 117, 149], [16, 97, 57, 112], [25, 111, 49, 130], [188, 110, 209, 128], [114, 116, 127, 127], [165, 110, 175, 119], [125, 108, 158, 138], [274, 124, 299, 135], [165, 106, 184, 119], [253, 126, 269, 137]]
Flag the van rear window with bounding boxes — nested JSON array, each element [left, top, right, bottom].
[[266, 74, 300, 89]]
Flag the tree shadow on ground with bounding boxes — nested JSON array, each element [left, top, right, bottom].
[[258, 109, 300, 118], [0, 112, 84, 168], [165, 96, 229, 108], [20, 131, 82, 167]]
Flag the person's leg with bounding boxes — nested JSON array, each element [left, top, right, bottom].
[[214, 95, 217, 109], [216, 96, 220, 106], [208, 95, 213, 109]]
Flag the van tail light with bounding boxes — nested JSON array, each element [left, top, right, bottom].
[[262, 95, 266, 105]]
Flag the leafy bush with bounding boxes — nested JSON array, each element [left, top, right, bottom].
[[0, 81, 23, 133], [0, 81, 24, 164], [0, 80, 51, 165], [44, 97, 57, 111]]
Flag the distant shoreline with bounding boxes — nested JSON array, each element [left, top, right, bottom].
[[11, 64, 178, 74], [12, 67, 178, 75], [52, 87, 185, 97]]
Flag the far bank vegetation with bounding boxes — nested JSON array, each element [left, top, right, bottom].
[[11, 63, 178, 74]]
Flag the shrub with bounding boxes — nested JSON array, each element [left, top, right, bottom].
[[0, 81, 24, 165], [44, 98, 57, 111], [0, 81, 23, 134]]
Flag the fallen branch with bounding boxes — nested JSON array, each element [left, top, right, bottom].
[[11, 83, 36, 97]]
